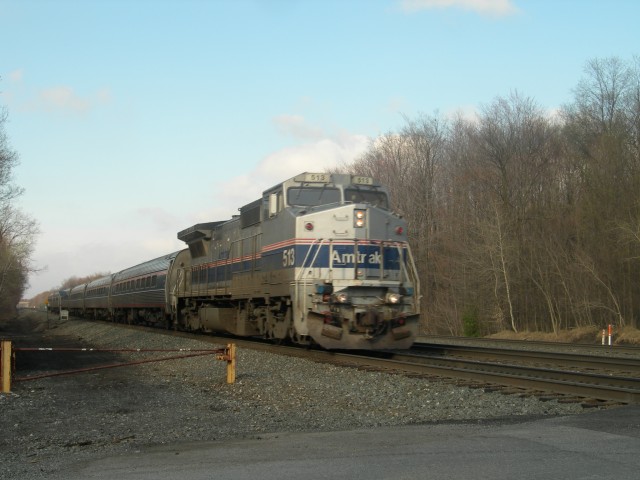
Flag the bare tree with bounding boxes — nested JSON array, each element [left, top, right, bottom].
[[0, 105, 40, 315], [341, 56, 640, 335], [562, 57, 640, 328]]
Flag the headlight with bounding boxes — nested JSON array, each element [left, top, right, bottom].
[[334, 292, 349, 303], [386, 292, 402, 304], [354, 209, 366, 228]]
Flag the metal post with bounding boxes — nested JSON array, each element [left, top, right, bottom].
[[216, 343, 236, 384], [1, 340, 11, 393]]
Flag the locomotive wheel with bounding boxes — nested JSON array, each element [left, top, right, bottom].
[[288, 315, 309, 345], [266, 306, 290, 340]]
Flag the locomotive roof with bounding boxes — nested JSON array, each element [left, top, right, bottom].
[[177, 173, 386, 245], [177, 221, 225, 243], [262, 172, 382, 194]]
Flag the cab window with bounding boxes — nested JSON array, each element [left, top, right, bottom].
[[344, 188, 388, 209], [287, 187, 340, 207]]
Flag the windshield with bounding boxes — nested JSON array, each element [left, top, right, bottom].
[[344, 188, 389, 209], [287, 187, 341, 207]]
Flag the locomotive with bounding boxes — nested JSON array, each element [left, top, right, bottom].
[[48, 172, 421, 349]]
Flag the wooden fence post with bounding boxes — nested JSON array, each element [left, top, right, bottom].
[[1, 340, 11, 393], [226, 343, 236, 384]]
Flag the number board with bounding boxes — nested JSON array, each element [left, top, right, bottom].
[[296, 173, 330, 183], [352, 176, 373, 185]]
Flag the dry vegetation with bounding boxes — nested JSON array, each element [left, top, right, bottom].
[[489, 326, 640, 345], [345, 56, 640, 337]]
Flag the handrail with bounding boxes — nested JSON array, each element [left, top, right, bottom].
[[296, 238, 325, 282], [395, 242, 421, 313], [295, 238, 327, 318]]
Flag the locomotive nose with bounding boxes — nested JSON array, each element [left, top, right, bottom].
[[356, 309, 380, 327]]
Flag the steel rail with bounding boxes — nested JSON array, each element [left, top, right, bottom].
[[417, 336, 640, 357], [409, 343, 640, 372], [368, 351, 640, 404]]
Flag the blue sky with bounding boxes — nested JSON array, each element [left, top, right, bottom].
[[1, 0, 638, 298]]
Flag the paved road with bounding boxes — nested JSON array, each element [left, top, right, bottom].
[[64, 406, 640, 480]]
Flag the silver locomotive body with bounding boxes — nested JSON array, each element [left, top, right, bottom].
[[52, 172, 420, 350], [174, 172, 420, 349]]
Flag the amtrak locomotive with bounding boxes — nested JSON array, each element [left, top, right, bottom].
[[49, 172, 421, 349]]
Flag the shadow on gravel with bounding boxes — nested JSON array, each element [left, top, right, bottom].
[[2, 311, 123, 376]]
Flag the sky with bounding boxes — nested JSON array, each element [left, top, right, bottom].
[[1, 0, 638, 298]]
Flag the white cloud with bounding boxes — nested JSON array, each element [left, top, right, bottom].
[[24, 85, 111, 114], [0, 70, 110, 115], [273, 114, 325, 140], [8, 69, 24, 82], [202, 118, 371, 221], [134, 207, 181, 232], [41, 86, 91, 112], [400, 0, 519, 16], [28, 215, 184, 296], [25, 116, 371, 297], [258, 138, 362, 178]]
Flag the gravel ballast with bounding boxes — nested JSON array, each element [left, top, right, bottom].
[[1, 314, 590, 479]]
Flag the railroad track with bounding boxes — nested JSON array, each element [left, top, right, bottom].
[[24, 313, 640, 406], [420, 335, 640, 357], [410, 341, 640, 372], [225, 339, 640, 406], [171, 332, 640, 405], [390, 346, 640, 405]]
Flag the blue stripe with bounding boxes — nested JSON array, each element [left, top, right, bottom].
[[262, 244, 404, 270], [191, 243, 407, 287]]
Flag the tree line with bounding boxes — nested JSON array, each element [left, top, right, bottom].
[[341, 56, 640, 336], [0, 103, 39, 317]]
